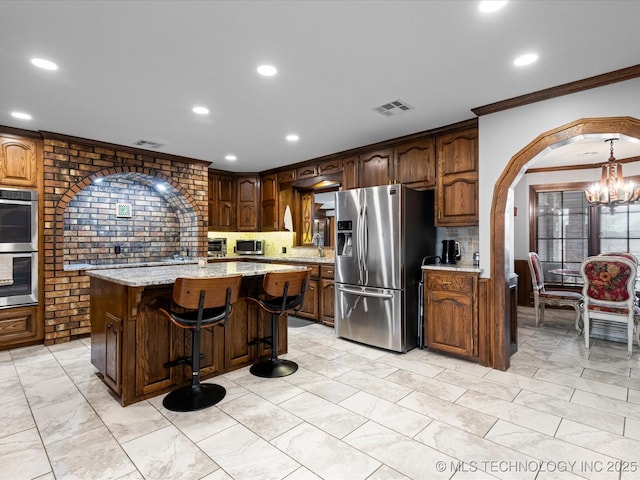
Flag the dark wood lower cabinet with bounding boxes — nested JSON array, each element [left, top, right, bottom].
[[90, 276, 288, 406], [424, 270, 479, 359], [0, 305, 42, 350]]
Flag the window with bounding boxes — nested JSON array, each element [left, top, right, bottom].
[[531, 181, 640, 286]]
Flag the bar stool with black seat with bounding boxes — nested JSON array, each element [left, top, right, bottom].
[[158, 274, 243, 412], [247, 268, 311, 378]]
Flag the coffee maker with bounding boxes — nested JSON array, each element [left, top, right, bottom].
[[441, 240, 461, 264]]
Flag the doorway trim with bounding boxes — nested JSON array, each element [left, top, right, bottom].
[[489, 116, 640, 370]]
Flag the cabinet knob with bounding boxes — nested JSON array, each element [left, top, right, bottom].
[[107, 323, 112, 329]]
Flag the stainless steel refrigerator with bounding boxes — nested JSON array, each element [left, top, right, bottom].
[[334, 185, 436, 352]]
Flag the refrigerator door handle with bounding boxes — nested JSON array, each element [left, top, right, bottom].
[[337, 286, 394, 299], [361, 202, 369, 285]]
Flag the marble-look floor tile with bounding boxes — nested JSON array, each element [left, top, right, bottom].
[[200, 468, 234, 480], [398, 390, 496, 437], [335, 369, 414, 403], [339, 391, 432, 437], [623, 417, 640, 441], [294, 340, 347, 360], [0, 428, 51, 480], [581, 367, 640, 390], [456, 390, 560, 436], [343, 420, 454, 480], [122, 424, 218, 480], [230, 373, 306, 404], [485, 420, 619, 480], [31, 394, 104, 445], [218, 392, 302, 440], [509, 351, 584, 377], [0, 393, 34, 438], [483, 368, 574, 401], [273, 422, 381, 480], [555, 418, 640, 462], [281, 466, 323, 480], [294, 353, 353, 378], [420, 351, 493, 377], [0, 358, 17, 380], [332, 352, 399, 378], [385, 368, 466, 402], [156, 401, 237, 443], [533, 368, 627, 400], [571, 389, 640, 421], [379, 353, 446, 378], [284, 367, 359, 403], [415, 420, 538, 480], [329, 338, 389, 361], [434, 369, 521, 401], [280, 391, 367, 438], [199, 423, 299, 480], [365, 465, 411, 480], [548, 352, 631, 377], [21, 374, 84, 409], [46, 425, 136, 480], [513, 389, 624, 435]]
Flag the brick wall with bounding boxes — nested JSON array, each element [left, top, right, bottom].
[[42, 135, 209, 344]]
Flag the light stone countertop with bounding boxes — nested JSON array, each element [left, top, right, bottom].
[[86, 261, 310, 287], [421, 263, 482, 274]]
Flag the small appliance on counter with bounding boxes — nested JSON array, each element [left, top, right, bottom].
[[441, 239, 461, 264], [235, 239, 264, 255], [208, 238, 227, 257]]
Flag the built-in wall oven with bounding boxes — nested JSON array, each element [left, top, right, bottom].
[[0, 188, 38, 307]]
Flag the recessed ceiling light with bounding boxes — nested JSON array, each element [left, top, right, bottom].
[[30, 58, 58, 70], [192, 106, 210, 115], [513, 53, 538, 66], [225, 154, 237, 161], [11, 111, 32, 120], [257, 65, 277, 77], [286, 134, 299, 142], [478, 1, 507, 13]]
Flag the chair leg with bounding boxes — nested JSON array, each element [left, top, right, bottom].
[[163, 327, 226, 412], [534, 297, 541, 327], [250, 313, 298, 378], [573, 303, 582, 334], [584, 312, 590, 350], [628, 317, 634, 357]]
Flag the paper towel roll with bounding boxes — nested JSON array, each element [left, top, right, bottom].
[[284, 205, 294, 231]]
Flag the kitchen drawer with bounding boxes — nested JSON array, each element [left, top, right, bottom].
[[426, 271, 473, 292], [305, 264, 320, 278], [277, 169, 296, 183], [320, 265, 335, 279]]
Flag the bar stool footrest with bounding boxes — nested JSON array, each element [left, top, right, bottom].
[[162, 383, 226, 412], [250, 359, 298, 378]]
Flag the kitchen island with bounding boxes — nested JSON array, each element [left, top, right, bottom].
[[88, 262, 308, 406]]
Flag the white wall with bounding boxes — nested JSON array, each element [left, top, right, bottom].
[[478, 77, 640, 277]]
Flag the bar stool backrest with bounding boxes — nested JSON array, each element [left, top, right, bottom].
[[173, 275, 242, 311]]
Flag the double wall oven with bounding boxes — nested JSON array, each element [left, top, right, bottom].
[[0, 188, 38, 307]]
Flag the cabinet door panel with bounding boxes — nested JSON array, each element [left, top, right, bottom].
[[104, 313, 122, 393], [0, 137, 37, 187], [320, 279, 335, 326], [394, 138, 436, 188], [297, 279, 318, 320], [359, 149, 392, 188], [261, 174, 278, 231], [343, 156, 358, 190], [237, 176, 259, 231]]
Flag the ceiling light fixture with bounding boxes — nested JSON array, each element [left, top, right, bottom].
[[257, 65, 277, 77], [192, 106, 209, 115], [513, 53, 538, 66], [11, 111, 32, 120], [225, 154, 237, 161], [30, 58, 58, 70], [585, 138, 640, 213], [478, 1, 507, 13], [286, 134, 299, 142]]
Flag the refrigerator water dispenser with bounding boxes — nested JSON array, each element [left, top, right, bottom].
[[337, 220, 353, 257]]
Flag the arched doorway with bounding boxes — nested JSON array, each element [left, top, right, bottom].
[[490, 116, 640, 370]]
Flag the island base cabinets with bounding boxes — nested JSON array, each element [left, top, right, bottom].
[[424, 270, 478, 359], [0, 305, 42, 350], [320, 264, 335, 326]]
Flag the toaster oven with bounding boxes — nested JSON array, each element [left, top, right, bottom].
[[207, 238, 227, 257]]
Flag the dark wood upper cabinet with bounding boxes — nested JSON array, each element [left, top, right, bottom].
[[342, 155, 358, 190], [436, 128, 479, 226], [237, 175, 259, 231], [260, 173, 278, 231], [393, 137, 436, 189], [358, 148, 393, 188], [208, 172, 235, 231]]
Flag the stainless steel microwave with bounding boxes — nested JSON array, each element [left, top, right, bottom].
[[235, 239, 264, 255]]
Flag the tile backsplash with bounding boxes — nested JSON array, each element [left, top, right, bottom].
[[436, 226, 479, 265], [208, 231, 296, 257]]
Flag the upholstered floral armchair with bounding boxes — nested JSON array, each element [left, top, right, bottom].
[[581, 255, 640, 356]]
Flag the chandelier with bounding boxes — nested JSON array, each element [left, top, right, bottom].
[[584, 139, 640, 213]]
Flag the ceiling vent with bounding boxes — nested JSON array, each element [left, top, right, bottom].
[[373, 99, 414, 117], [133, 139, 165, 149]]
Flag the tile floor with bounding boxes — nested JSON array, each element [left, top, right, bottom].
[[3, 307, 640, 480]]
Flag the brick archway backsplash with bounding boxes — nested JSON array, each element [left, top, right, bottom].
[[42, 135, 209, 344]]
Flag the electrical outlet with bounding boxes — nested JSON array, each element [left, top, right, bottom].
[[282, 247, 287, 254], [114, 245, 121, 254]]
